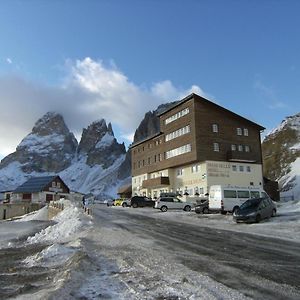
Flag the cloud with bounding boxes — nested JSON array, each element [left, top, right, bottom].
[[0, 57, 209, 157], [6, 58, 12, 64], [254, 80, 288, 110]]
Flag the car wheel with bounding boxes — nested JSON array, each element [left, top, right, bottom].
[[221, 211, 227, 215], [122, 202, 127, 208], [195, 209, 201, 214], [184, 205, 191, 212], [160, 206, 168, 212], [271, 209, 276, 217], [232, 206, 239, 214], [203, 207, 209, 214], [132, 203, 138, 208], [255, 214, 261, 223]]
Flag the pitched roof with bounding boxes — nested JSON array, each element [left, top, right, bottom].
[[158, 93, 265, 130], [14, 176, 59, 193]]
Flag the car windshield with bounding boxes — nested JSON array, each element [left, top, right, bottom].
[[240, 198, 261, 210]]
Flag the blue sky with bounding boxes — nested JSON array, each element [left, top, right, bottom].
[[0, 0, 300, 158]]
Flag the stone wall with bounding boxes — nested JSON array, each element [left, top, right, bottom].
[[0, 203, 41, 220]]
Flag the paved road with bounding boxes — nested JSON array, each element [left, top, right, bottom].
[[93, 205, 300, 300]]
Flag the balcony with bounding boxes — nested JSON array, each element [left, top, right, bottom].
[[226, 151, 257, 163], [142, 176, 170, 189]]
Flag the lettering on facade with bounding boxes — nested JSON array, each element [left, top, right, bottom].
[[49, 187, 63, 193], [207, 162, 230, 178], [183, 178, 203, 185]]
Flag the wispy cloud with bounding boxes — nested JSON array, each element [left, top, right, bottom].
[[6, 58, 12, 64], [0, 57, 209, 157], [254, 79, 288, 110]]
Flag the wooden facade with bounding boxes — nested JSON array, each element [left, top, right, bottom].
[[131, 94, 264, 177], [130, 93, 266, 198]]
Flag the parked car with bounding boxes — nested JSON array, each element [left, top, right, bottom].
[[209, 185, 269, 214], [105, 199, 115, 207], [155, 197, 195, 212], [233, 197, 277, 223], [195, 200, 209, 214], [130, 196, 155, 208], [114, 198, 124, 206], [122, 198, 131, 207]]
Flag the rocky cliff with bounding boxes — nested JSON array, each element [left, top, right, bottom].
[[0, 112, 77, 173], [262, 113, 300, 198], [78, 120, 126, 168], [0, 112, 127, 197]]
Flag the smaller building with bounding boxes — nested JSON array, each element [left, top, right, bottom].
[[263, 177, 280, 201], [11, 176, 70, 204], [117, 184, 132, 199]]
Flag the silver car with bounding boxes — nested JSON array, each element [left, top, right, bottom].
[[233, 197, 277, 223], [155, 197, 195, 212]]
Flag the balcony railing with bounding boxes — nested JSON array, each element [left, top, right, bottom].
[[226, 150, 257, 163], [142, 176, 170, 189]]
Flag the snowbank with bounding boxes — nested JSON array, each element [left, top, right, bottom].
[[27, 201, 92, 244], [15, 206, 49, 222]]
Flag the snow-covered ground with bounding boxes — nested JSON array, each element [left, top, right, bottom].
[[115, 199, 300, 242], [1, 199, 299, 299]]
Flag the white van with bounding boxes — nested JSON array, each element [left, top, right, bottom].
[[208, 185, 269, 214]]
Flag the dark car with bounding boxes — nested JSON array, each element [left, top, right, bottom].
[[130, 196, 155, 208], [233, 197, 276, 223], [195, 200, 209, 214]]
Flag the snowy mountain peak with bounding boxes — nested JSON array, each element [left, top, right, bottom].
[[32, 112, 70, 136], [0, 112, 78, 177], [262, 112, 300, 199], [266, 113, 300, 139]]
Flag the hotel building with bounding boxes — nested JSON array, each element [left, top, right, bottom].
[[131, 93, 265, 199]]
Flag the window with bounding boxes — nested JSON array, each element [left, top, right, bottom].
[[158, 153, 162, 161], [212, 124, 219, 133], [154, 155, 157, 163], [250, 191, 260, 198], [224, 190, 237, 198], [213, 142, 220, 152], [165, 144, 191, 159], [165, 125, 190, 142], [245, 145, 250, 152], [57, 182, 61, 188], [246, 166, 251, 172], [243, 128, 249, 136], [165, 107, 190, 124], [191, 164, 200, 173], [238, 145, 243, 152], [239, 165, 244, 172], [231, 144, 236, 151], [177, 168, 184, 176], [232, 165, 237, 172], [237, 190, 250, 198], [237, 128, 242, 135], [22, 193, 32, 200], [148, 157, 151, 165]]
